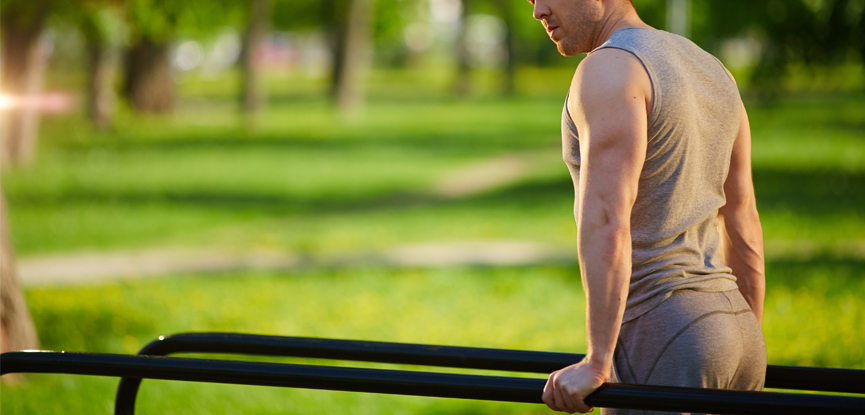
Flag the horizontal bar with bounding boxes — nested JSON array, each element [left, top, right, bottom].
[[3, 351, 863, 415], [118, 332, 584, 414], [4, 351, 541, 403], [137, 332, 580, 373], [136, 332, 865, 394], [0, 352, 865, 415]]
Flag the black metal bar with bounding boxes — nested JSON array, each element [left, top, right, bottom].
[[136, 332, 581, 373], [130, 332, 865, 392], [114, 332, 865, 415], [115, 332, 582, 415], [4, 351, 864, 415], [765, 364, 865, 393]]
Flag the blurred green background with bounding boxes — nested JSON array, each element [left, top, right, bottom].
[[1, 0, 863, 413]]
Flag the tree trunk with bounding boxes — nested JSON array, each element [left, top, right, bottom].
[[324, 0, 350, 98], [334, 0, 375, 114], [494, 0, 517, 96], [328, 25, 348, 99], [241, 0, 269, 117], [857, 0, 865, 90], [0, 8, 51, 167], [453, 0, 472, 97], [85, 38, 116, 130], [1, 184, 40, 382], [123, 36, 174, 113]]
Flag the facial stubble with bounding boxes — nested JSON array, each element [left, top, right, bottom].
[[554, 1, 605, 56]]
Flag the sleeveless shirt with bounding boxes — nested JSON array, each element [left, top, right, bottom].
[[561, 27, 742, 323]]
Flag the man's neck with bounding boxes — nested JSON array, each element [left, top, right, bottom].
[[588, 9, 652, 53]]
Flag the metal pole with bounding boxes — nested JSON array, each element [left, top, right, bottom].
[[115, 333, 583, 415], [3, 351, 863, 415], [128, 333, 865, 391], [114, 333, 865, 414]]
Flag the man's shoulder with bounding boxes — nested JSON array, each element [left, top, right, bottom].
[[574, 48, 642, 81], [568, 49, 652, 118]]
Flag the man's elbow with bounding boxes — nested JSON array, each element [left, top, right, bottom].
[[719, 196, 759, 220], [582, 208, 631, 241]]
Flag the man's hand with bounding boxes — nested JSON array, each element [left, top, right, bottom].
[[542, 359, 609, 413]]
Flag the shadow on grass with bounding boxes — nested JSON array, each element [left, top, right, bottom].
[[765, 257, 865, 290], [9, 168, 863, 220], [58, 129, 550, 155], [753, 169, 865, 215]]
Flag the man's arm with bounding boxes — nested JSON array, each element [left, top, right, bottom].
[[542, 48, 650, 414], [718, 103, 765, 324]]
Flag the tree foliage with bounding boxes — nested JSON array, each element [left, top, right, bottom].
[[124, 0, 242, 40], [696, 0, 864, 93]]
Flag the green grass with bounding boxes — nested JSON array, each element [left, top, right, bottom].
[[3, 266, 583, 415], [5, 81, 578, 254], [4, 81, 864, 255], [2, 261, 863, 414]]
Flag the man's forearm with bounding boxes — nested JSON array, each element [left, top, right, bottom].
[[578, 215, 631, 372], [719, 208, 765, 323]]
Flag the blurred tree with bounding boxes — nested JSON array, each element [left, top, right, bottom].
[[757, 0, 863, 94], [1, 1, 54, 367], [272, 0, 326, 31], [491, 0, 518, 95], [273, 0, 409, 107], [240, 0, 270, 117], [326, 1, 352, 102], [371, 0, 411, 67], [122, 0, 239, 113], [0, 183, 40, 366], [122, 0, 182, 113], [273, 0, 358, 106], [454, 0, 473, 96], [859, 2, 865, 68], [335, 0, 377, 113], [75, 2, 127, 129], [0, 0, 55, 166], [453, 0, 518, 96], [695, 0, 864, 95]]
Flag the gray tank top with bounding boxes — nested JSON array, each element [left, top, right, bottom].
[[562, 27, 742, 322]]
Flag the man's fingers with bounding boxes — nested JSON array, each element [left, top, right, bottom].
[[552, 386, 569, 413], [543, 365, 606, 413], [555, 386, 579, 413], [543, 374, 559, 411], [559, 388, 591, 414]]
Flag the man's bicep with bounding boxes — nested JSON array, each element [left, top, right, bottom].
[[570, 50, 649, 213]]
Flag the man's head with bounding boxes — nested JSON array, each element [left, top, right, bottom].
[[529, 0, 636, 56]]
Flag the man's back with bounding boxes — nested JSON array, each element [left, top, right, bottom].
[[562, 28, 743, 322]]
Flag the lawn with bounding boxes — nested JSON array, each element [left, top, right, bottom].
[[2, 261, 863, 414], [1, 66, 863, 413], [4, 70, 864, 256]]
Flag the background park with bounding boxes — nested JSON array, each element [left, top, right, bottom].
[[1, 0, 863, 413]]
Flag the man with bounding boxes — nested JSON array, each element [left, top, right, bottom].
[[530, 0, 767, 413]]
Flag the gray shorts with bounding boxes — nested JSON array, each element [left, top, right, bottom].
[[603, 289, 766, 415]]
